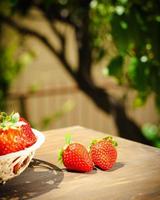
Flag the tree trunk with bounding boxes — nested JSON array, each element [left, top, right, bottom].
[[75, 74, 151, 145], [73, 6, 150, 145]]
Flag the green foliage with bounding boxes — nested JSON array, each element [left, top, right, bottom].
[[0, 45, 21, 82], [133, 93, 148, 108], [128, 57, 150, 92], [106, 55, 124, 82], [142, 123, 160, 148], [101, 0, 160, 111], [0, 44, 22, 110], [155, 95, 160, 113], [90, 1, 112, 61], [0, 42, 34, 110]]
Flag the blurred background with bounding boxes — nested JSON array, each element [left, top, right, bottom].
[[0, 0, 160, 147]]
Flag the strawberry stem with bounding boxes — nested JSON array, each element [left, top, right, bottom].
[[104, 136, 118, 147], [58, 148, 63, 163], [65, 133, 72, 145]]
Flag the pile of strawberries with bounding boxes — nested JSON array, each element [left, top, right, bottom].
[[59, 134, 118, 172], [0, 112, 37, 156]]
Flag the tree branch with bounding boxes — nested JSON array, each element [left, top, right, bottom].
[[43, 13, 66, 55], [76, 4, 92, 82], [37, 3, 79, 30], [0, 14, 76, 78], [0, 14, 60, 56]]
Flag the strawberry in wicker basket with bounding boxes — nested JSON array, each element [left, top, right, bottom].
[[0, 112, 45, 184]]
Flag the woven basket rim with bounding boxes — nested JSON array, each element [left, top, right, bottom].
[[0, 128, 45, 160]]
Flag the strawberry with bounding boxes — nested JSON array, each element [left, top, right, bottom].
[[19, 117, 37, 148], [0, 112, 37, 156], [13, 156, 30, 174], [59, 135, 94, 172], [90, 136, 117, 171]]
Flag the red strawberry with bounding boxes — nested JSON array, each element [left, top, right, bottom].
[[90, 137, 117, 171], [13, 156, 30, 174], [0, 112, 37, 156], [59, 135, 94, 172], [19, 117, 37, 148]]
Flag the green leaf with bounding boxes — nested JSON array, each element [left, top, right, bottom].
[[110, 14, 130, 55], [127, 57, 138, 81], [155, 95, 160, 113], [58, 148, 63, 163], [127, 57, 150, 93], [153, 140, 160, 148], [11, 112, 20, 123], [142, 123, 158, 141], [65, 133, 72, 145], [133, 92, 148, 108], [90, 139, 98, 145], [107, 55, 124, 80]]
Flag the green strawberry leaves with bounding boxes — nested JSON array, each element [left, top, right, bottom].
[[58, 133, 72, 163], [104, 136, 118, 147], [0, 112, 25, 130], [65, 133, 72, 145], [90, 136, 118, 148], [11, 112, 20, 123], [58, 148, 63, 163]]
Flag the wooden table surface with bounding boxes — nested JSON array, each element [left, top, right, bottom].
[[1, 126, 160, 200]]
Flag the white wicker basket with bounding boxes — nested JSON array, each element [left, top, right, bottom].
[[0, 129, 45, 184]]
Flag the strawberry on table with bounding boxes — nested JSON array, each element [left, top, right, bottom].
[[90, 136, 118, 171], [59, 134, 94, 173], [0, 112, 37, 156]]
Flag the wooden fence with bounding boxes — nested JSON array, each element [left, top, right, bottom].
[[7, 84, 158, 136]]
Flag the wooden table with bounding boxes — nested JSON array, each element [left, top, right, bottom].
[[1, 126, 160, 200]]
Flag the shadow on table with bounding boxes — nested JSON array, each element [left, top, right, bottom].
[[108, 162, 125, 172], [65, 168, 97, 174], [0, 158, 64, 200]]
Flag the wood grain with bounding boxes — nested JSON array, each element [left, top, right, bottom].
[[1, 126, 160, 200]]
